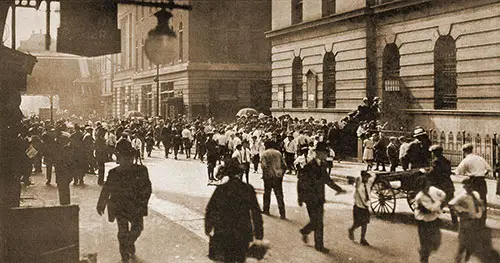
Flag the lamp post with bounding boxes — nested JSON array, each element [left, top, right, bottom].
[[144, 2, 191, 117], [155, 64, 160, 116]]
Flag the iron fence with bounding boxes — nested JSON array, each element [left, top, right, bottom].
[[429, 130, 499, 178]]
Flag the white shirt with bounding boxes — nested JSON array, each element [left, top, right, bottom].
[[414, 186, 446, 222], [181, 128, 192, 139], [105, 132, 116, 146], [353, 175, 376, 209], [448, 190, 483, 219], [399, 142, 410, 159], [232, 147, 251, 163], [228, 136, 242, 151], [455, 153, 492, 178], [131, 138, 142, 150], [283, 137, 297, 154]]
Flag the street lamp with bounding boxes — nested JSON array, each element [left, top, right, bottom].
[[144, 1, 192, 117], [145, 8, 176, 117]]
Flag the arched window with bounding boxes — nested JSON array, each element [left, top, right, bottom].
[[382, 43, 400, 92], [178, 22, 183, 62], [292, 57, 303, 108], [292, 0, 303, 24], [434, 35, 457, 109], [322, 52, 336, 108]]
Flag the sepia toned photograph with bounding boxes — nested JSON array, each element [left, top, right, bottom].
[[1, 0, 500, 262]]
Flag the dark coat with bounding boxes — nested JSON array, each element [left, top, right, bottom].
[[94, 137, 108, 163], [97, 164, 152, 222], [428, 156, 454, 201], [407, 139, 431, 169], [387, 143, 399, 163], [297, 158, 336, 205], [205, 178, 263, 243]]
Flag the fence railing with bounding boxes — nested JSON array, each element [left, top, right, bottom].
[[428, 130, 499, 178]]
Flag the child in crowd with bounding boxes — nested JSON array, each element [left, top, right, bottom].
[[348, 170, 376, 246], [145, 132, 155, 157], [131, 133, 143, 165]]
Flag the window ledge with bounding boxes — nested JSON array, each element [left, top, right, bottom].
[[403, 109, 500, 117]]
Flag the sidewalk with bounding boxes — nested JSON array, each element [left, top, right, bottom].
[[328, 160, 500, 210], [20, 170, 209, 263]]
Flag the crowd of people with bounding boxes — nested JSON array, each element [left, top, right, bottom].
[[15, 95, 500, 262]]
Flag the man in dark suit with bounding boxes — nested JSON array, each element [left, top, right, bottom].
[[297, 142, 345, 253], [205, 158, 264, 262], [160, 122, 172, 158], [96, 144, 152, 263]]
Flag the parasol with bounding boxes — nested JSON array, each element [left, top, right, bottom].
[[123, 110, 144, 119], [236, 108, 258, 117]]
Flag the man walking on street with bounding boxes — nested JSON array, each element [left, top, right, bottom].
[[296, 143, 345, 253], [260, 140, 286, 219], [97, 144, 152, 263], [455, 143, 492, 224]]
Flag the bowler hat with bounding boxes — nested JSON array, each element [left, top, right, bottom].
[[413, 127, 427, 137]]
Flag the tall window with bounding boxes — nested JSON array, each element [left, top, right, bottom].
[[434, 35, 457, 109], [382, 43, 400, 92], [292, 0, 303, 24], [178, 23, 183, 62], [322, 0, 336, 16], [120, 17, 127, 69], [128, 14, 133, 68], [142, 85, 153, 116], [323, 52, 336, 108], [292, 57, 303, 108]]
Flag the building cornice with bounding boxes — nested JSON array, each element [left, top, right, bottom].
[[404, 109, 500, 117], [265, 8, 370, 40], [186, 62, 271, 72], [371, 0, 433, 15], [265, 0, 435, 40]]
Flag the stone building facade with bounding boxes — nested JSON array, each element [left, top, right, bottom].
[[97, 1, 272, 121], [267, 0, 500, 137]]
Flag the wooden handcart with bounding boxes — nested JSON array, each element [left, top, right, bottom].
[[369, 169, 424, 216]]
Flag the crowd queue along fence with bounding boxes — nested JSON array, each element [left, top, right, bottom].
[[373, 129, 499, 179], [428, 129, 499, 179]]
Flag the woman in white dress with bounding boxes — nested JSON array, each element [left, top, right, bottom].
[[363, 135, 375, 170]]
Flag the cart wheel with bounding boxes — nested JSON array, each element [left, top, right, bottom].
[[406, 191, 417, 211], [370, 180, 396, 216]]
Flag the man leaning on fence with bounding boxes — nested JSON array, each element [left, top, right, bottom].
[[455, 143, 492, 224]]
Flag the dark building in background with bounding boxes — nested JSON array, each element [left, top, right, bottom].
[[96, 0, 272, 120], [19, 32, 100, 118]]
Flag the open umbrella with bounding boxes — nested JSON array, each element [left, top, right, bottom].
[[123, 110, 144, 119], [236, 108, 258, 117]]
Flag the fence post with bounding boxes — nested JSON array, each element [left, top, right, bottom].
[[494, 133, 497, 178]]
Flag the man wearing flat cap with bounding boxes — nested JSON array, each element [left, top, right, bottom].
[[456, 143, 492, 224], [427, 144, 457, 224]]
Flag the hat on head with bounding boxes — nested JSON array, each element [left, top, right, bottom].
[[462, 143, 473, 151], [429, 144, 443, 152], [413, 127, 427, 137], [389, 136, 397, 142]]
